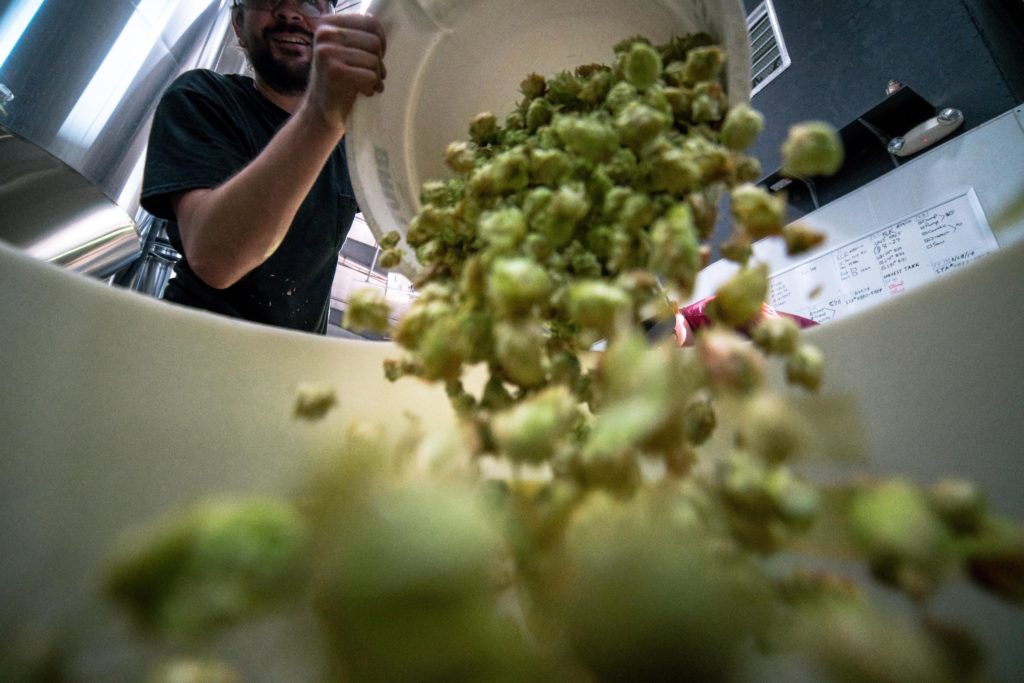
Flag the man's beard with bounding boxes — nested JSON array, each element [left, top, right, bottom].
[[247, 22, 313, 96]]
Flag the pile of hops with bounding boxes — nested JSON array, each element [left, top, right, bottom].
[[373, 34, 836, 477]]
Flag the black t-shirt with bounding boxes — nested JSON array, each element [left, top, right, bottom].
[[141, 69, 359, 333]]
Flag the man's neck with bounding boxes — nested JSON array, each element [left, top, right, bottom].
[[253, 74, 304, 115]]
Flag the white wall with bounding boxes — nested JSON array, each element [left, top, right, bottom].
[[694, 105, 1024, 320]]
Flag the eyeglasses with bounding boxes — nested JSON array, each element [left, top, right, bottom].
[[235, 0, 335, 19]]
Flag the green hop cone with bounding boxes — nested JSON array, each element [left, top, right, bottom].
[[494, 321, 548, 389], [719, 233, 753, 264], [419, 180, 457, 207], [529, 147, 572, 186], [766, 468, 821, 531], [492, 386, 579, 464], [645, 142, 700, 196], [469, 148, 530, 196], [553, 113, 620, 163], [443, 140, 477, 174], [392, 299, 453, 351], [808, 599, 960, 683], [926, 479, 987, 536], [751, 316, 801, 355], [343, 288, 392, 335], [696, 328, 765, 394], [684, 135, 731, 184], [105, 498, 310, 640], [783, 223, 827, 255], [662, 59, 687, 86], [690, 83, 726, 123], [731, 155, 763, 184], [603, 80, 637, 115], [648, 203, 701, 293], [682, 391, 717, 445], [418, 315, 465, 382], [526, 96, 555, 131], [603, 186, 656, 232], [731, 183, 786, 239], [549, 349, 583, 389], [559, 497, 770, 681], [615, 101, 671, 151], [519, 72, 546, 100], [720, 450, 775, 515], [148, 659, 240, 683], [595, 330, 664, 403], [568, 242, 603, 278], [480, 374, 514, 411], [681, 45, 726, 85], [479, 207, 527, 252], [708, 263, 769, 328], [547, 69, 583, 105], [409, 243, 446, 269], [405, 205, 443, 248], [622, 41, 663, 90], [662, 85, 692, 118], [487, 257, 552, 318], [786, 343, 825, 391], [579, 68, 613, 105], [720, 104, 765, 151], [738, 393, 806, 464], [643, 84, 674, 118], [469, 111, 498, 145], [577, 421, 644, 493], [965, 520, 1024, 604], [526, 183, 591, 248], [456, 310, 494, 365], [567, 280, 633, 339], [602, 147, 640, 184], [378, 248, 402, 270], [551, 182, 591, 226], [379, 230, 401, 249], [847, 480, 954, 598], [316, 484, 531, 681], [782, 121, 845, 177]]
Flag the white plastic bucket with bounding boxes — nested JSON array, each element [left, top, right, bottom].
[[2, 239, 1023, 680], [345, 0, 752, 276]]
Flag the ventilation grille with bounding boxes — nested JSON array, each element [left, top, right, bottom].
[[748, 0, 791, 96]]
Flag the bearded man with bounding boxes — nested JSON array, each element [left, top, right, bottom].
[[141, 1, 387, 332]]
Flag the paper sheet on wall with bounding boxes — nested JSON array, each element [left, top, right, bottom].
[[768, 189, 999, 323]]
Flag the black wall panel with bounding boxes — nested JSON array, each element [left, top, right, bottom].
[[741, 0, 1021, 175]]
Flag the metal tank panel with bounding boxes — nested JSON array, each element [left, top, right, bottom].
[[0, 0, 233, 276], [0, 123, 137, 274]]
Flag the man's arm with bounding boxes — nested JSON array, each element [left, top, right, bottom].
[[173, 13, 386, 290], [171, 104, 345, 290]]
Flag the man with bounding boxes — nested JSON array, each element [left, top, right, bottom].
[[141, 0, 387, 333]]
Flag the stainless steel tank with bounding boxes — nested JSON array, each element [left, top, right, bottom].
[[0, 0, 236, 277]]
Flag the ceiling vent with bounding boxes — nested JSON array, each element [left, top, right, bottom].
[[748, 0, 791, 97]]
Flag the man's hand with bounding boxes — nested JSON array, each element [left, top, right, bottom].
[[306, 12, 387, 130]]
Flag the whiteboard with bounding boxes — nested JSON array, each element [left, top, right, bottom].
[[691, 105, 1024, 321], [767, 189, 999, 323]]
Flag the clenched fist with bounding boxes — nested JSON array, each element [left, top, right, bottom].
[[307, 12, 387, 129]]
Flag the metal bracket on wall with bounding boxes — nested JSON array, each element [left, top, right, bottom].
[[758, 87, 940, 215], [857, 117, 902, 169]]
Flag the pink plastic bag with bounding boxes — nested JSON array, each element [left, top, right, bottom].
[[672, 296, 817, 347]]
